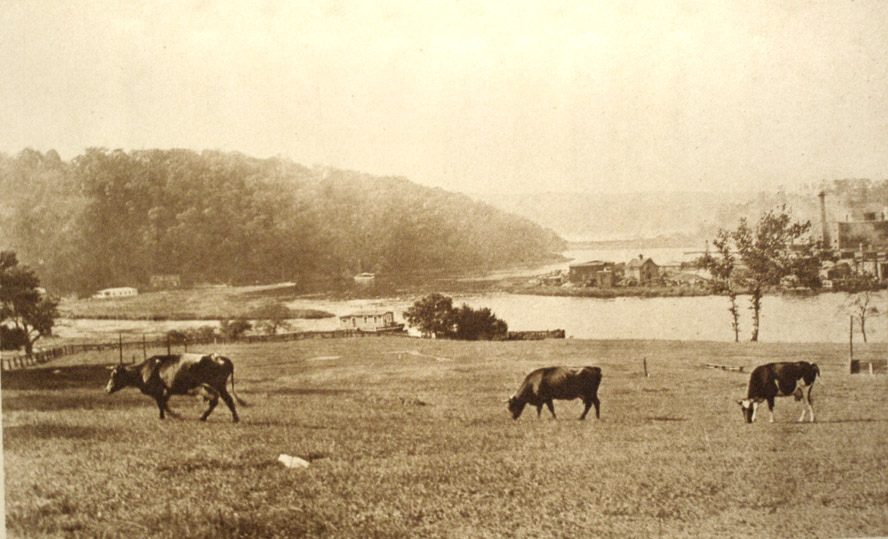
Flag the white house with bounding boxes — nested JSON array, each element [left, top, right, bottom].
[[92, 287, 138, 299], [339, 311, 404, 332]]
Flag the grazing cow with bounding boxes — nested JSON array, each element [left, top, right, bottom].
[[737, 361, 821, 423], [105, 353, 243, 422], [507, 366, 602, 420]]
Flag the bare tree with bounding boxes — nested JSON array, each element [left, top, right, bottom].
[[848, 291, 880, 343], [698, 230, 740, 342]]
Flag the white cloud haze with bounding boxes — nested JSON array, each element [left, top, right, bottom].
[[2, 0, 887, 194]]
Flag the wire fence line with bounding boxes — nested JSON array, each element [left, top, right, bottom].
[[1, 327, 566, 371]]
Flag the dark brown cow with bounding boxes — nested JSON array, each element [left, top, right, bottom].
[[738, 361, 821, 423], [105, 353, 243, 422], [507, 366, 602, 420]]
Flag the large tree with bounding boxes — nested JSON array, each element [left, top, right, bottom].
[[404, 293, 455, 338], [730, 208, 824, 341], [0, 251, 59, 355]]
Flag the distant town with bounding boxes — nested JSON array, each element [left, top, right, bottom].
[[529, 192, 888, 296]]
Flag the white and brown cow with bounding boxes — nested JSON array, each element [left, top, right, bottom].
[[106, 353, 244, 422], [738, 361, 821, 423]]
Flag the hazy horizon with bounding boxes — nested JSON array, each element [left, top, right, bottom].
[[3, 1, 887, 195]]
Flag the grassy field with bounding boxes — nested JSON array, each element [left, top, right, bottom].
[[3, 337, 888, 537]]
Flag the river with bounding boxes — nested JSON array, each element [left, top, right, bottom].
[[52, 248, 888, 344]]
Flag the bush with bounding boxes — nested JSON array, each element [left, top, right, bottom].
[[220, 318, 252, 340], [451, 304, 508, 341], [404, 294, 508, 340], [1, 325, 28, 351]]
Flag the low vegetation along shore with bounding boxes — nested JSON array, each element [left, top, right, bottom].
[[58, 284, 334, 321], [3, 338, 887, 537]]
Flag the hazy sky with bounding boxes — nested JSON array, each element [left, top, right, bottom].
[[2, 0, 886, 194]]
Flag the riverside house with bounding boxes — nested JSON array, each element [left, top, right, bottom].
[[626, 256, 659, 284]]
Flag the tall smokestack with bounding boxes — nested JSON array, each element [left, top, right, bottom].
[[818, 191, 831, 247]]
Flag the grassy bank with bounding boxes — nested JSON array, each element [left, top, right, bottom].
[[59, 284, 334, 321], [3, 337, 888, 537], [504, 282, 713, 298]]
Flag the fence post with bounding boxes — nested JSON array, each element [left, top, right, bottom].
[[143, 334, 147, 361], [167, 335, 171, 356], [119, 334, 123, 364], [643, 357, 649, 377], [849, 315, 854, 374]]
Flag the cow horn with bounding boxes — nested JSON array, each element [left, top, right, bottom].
[[106, 366, 116, 370]]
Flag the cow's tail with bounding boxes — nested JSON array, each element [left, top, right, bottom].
[[229, 367, 248, 406]]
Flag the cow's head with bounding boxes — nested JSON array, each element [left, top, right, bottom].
[[105, 365, 131, 394], [805, 363, 822, 385], [507, 395, 526, 420], [737, 399, 758, 423]]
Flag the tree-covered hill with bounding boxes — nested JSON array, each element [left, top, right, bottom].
[[0, 149, 565, 295]]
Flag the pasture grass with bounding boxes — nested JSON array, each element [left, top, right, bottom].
[[3, 338, 888, 537]]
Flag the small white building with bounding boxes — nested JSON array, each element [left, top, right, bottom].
[[92, 287, 138, 299], [339, 311, 403, 332]]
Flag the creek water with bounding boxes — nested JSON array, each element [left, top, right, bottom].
[[52, 248, 887, 344]]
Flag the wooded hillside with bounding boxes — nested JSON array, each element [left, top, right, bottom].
[[0, 149, 565, 295]]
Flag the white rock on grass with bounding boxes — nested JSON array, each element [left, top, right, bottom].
[[278, 454, 310, 468]]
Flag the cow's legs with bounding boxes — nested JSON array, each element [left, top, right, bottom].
[[155, 396, 166, 419], [767, 398, 776, 423], [219, 388, 240, 423], [545, 399, 556, 419], [196, 384, 220, 421], [799, 386, 815, 422], [536, 404, 543, 418], [591, 395, 600, 419], [580, 400, 592, 420], [160, 390, 181, 419]]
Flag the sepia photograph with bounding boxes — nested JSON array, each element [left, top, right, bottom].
[[2, 1, 888, 536]]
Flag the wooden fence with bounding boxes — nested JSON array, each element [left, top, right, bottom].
[[507, 329, 566, 341], [0, 329, 410, 371], [849, 359, 888, 375], [1, 326, 566, 371]]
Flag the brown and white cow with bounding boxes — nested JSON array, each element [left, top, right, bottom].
[[106, 353, 244, 422], [738, 361, 821, 423]]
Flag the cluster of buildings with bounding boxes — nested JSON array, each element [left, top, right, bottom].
[[558, 255, 661, 288], [818, 192, 888, 286]]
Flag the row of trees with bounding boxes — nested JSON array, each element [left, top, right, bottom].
[[699, 207, 831, 342], [0, 149, 565, 295], [404, 293, 508, 340]]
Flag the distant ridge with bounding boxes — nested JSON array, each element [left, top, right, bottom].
[[468, 185, 887, 244]]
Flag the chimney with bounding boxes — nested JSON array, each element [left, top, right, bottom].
[[818, 191, 831, 247]]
